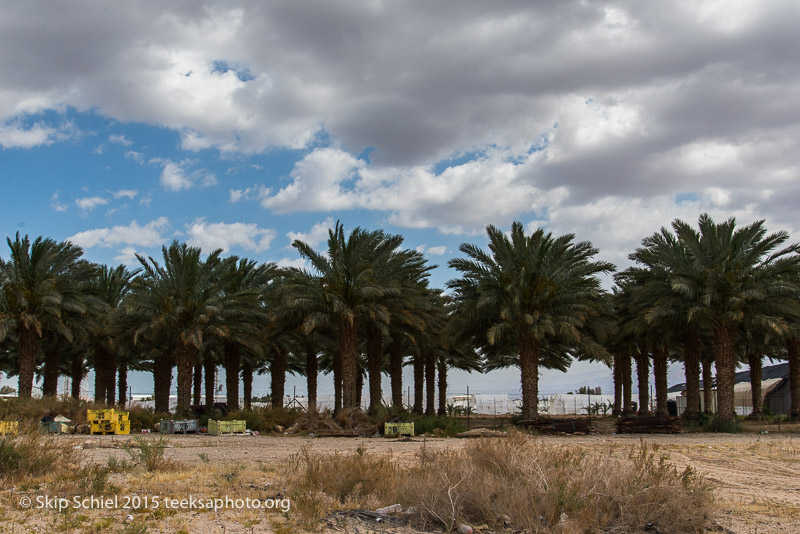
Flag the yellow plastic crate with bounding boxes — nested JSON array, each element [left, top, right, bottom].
[[208, 419, 246, 435], [91, 421, 116, 435], [384, 422, 414, 437], [87, 409, 129, 423], [0, 421, 19, 435], [114, 420, 130, 435]]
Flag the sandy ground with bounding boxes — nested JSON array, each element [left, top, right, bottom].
[[2, 431, 799, 533]]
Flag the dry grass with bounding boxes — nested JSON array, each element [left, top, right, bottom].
[[283, 431, 714, 533], [0, 426, 79, 482]]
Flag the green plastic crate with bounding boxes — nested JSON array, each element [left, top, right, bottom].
[[208, 419, 246, 435], [384, 422, 414, 437]]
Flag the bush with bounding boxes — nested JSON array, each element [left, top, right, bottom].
[[282, 431, 714, 533], [409, 415, 466, 437], [125, 436, 173, 472], [225, 407, 302, 432], [704, 416, 742, 433], [0, 427, 78, 481]]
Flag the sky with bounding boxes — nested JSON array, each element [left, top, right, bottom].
[[2, 1, 799, 400]]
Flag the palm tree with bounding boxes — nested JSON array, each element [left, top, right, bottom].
[[131, 242, 232, 414], [290, 222, 405, 410], [448, 222, 613, 420], [85, 265, 138, 404], [670, 214, 800, 421], [0, 234, 88, 398]]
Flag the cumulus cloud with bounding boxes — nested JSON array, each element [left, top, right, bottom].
[[125, 150, 144, 164], [1, 2, 800, 255], [75, 196, 109, 212], [0, 122, 58, 148], [416, 244, 447, 256], [229, 185, 266, 203], [155, 159, 217, 191], [185, 219, 276, 253], [286, 217, 335, 248], [112, 189, 138, 200], [67, 217, 169, 248], [275, 257, 310, 270], [50, 191, 68, 212], [108, 134, 133, 146]]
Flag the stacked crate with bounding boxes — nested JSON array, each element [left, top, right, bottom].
[[87, 409, 130, 435], [159, 419, 199, 434], [0, 421, 19, 435]]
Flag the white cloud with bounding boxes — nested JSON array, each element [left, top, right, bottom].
[[139, 192, 153, 206], [185, 219, 276, 253], [260, 148, 363, 212], [67, 217, 169, 248], [157, 159, 217, 191], [75, 196, 109, 212], [108, 134, 133, 146], [113, 246, 140, 266], [0, 122, 57, 148], [276, 257, 310, 270], [286, 217, 334, 248], [112, 189, 138, 200], [229, 185, 266, 203], [416, 244, 447, 256], [50, 191, 68, 212], [125, 150, 144, 164]]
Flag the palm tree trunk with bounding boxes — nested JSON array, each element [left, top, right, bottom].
[[193, 363, 202, 406], [105, 352, 116, 406], [519, 335, 540, 420], [683, 331, 701, 419], [747, 352, 763, 416], [389, 337, 403, 409], [118, 363, 127, 408], [713, 325, 736, 421], [366, 324, 383, 414], [412, 353, 424, 414], [271, 348, 288, 409], [334, 350, 342, 415], [636, 351, 650, 415], [42, 343, 60, 397], [425, 350, 435, 416], [224, 343, 240, 411], [356, 370, 364, 408], [612, 353, 622, 415], [71, 353, 83, 399], [175, 342, 195, 415], [437, 359, 447, 416], [306, 347, 318, 413], [787, 338, 800, 421], [94, 344, 109, 403], [340, 318, 359, 409], [652, 347, 668, 416], [204, 356, 215, 408], [16, 325, 38, 398], [153, 352, 173, 413], [702, 357, 714, 414], [242, 361, 253, 411], [622, 352, 633, 414]]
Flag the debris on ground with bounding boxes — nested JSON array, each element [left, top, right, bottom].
[[457, 428, 507, 438]]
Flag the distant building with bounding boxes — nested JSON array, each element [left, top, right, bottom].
[[672, 362, 790, 415]]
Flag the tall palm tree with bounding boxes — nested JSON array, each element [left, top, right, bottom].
[[85, 265, 138, 404], [448, 222, 613, 420], [131, 242, 233, 414], [0, 234, 88, 398], [290, 222, 404, 410], [670, 214, 800, 421]]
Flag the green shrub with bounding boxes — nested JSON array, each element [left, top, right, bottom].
[[225, 407, 302, 432], [409, 415, 466, 436], [125, 436, 173, 472]]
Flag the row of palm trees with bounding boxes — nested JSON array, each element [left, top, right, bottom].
[[2, 214, 800, 423]]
